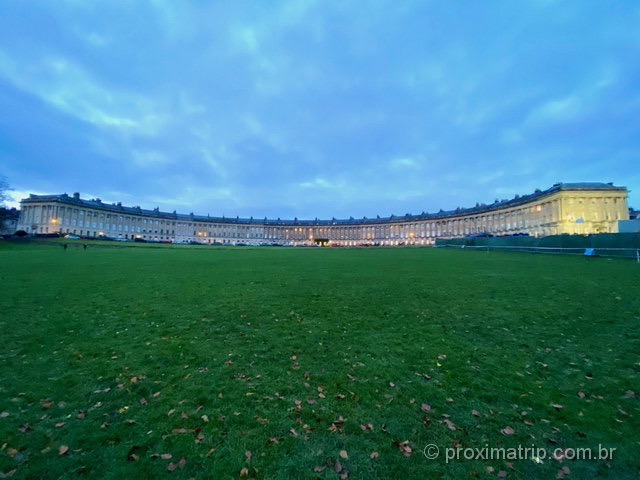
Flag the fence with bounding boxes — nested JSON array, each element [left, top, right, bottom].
[[435, 233, 640, 260]]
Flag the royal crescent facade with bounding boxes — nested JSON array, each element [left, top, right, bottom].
[[17, 183, 629, 246]]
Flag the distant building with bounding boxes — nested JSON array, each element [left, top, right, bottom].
[[17, 183, 629, 245]]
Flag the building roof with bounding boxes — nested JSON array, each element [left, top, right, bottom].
[[21, 182, 627, 226]]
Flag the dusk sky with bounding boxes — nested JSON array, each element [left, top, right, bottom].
[[1, 1, 639, 219]]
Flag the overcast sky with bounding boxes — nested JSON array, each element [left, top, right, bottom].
[[1, 0, 639, 219]]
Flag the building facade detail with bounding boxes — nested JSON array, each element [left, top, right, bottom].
[[17, 183, 629, 245]]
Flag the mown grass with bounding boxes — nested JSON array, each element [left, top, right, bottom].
[[0, 241, 638, 479]]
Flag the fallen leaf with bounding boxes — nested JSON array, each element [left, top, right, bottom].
[[139, 398, 147, 405], [339, 450, 348, 459], [577, 391, 586, 399], [394, 440, 413, 457], [442, 419, 457, 431], [551, 404, 563, 410], [55, 422, 65, 428], [161, 453, 172, 460], [370, 451, 379, 459], [58, 445, 69, 455], [421, 403, 432, 412], [313, 466, 326, 473], [127, 446, 140, 462], [245, 450, 252, 461], [471, 409, 480, 417], [0, 412, 9, 418], [501, 426, 515, 435], [240, 467, 249, 477]]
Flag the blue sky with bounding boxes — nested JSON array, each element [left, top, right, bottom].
[[1, 0, 639, 219]]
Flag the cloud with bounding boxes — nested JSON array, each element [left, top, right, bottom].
[[0, 50, 165, 135], [1, 0, 639, 216]]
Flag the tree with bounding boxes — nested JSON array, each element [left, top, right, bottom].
[[0, 175, 8, 206], [0, 176, 11, 224]]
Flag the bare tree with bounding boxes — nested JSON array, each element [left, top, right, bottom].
[[0, 175, 9, 206]]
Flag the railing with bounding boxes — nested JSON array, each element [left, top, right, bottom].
[[436, 243, 640, 261]]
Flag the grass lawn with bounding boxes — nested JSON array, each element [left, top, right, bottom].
[[0, 241, 638, 479]]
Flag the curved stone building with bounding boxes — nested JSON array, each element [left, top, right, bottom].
[[17, 182, 629, 245]]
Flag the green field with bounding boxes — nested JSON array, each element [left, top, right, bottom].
[[0, 241, 638, 479]]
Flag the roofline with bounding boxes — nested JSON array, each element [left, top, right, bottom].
[[20, 182, 627, 226]]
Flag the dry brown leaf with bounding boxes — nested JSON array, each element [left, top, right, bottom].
[[370, 451, 379, 459], [339, 449, 348, 459], [442, 419, 457, 430], [58, 445, 69, 455], [395, 440, 413, 457]]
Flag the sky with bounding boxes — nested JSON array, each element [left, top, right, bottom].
[[1, 0, 639, 219]]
